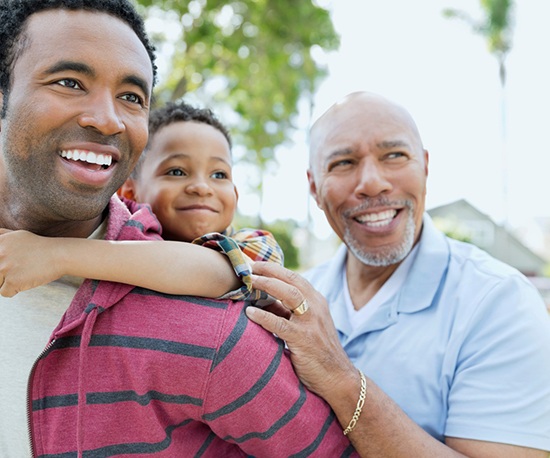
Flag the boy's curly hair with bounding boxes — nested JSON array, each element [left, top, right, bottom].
[[131, 101, 232, 179]]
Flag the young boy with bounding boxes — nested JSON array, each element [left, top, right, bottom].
[[0, 101, 283, 302]]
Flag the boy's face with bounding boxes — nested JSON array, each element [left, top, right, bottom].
[[128, 121, 238, 241]]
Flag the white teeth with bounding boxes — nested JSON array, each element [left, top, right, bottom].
[[60, 149, 113, 167], [355, 209, 397, 227]]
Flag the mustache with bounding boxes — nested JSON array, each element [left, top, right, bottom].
[[54, 129, 124, 149], [343, 197, 414, 218]]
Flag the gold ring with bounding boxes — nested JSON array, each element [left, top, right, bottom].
[[292, 300, 309, 315]]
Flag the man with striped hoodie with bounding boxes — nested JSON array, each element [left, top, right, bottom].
[[0, 1, 356, 456]]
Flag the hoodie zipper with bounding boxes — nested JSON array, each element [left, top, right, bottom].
[[27, 339, 56, 458]]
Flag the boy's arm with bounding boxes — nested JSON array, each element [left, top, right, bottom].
[[0, 229, 241, 298]]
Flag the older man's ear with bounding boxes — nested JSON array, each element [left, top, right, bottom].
[[307, 169, 323, 210]]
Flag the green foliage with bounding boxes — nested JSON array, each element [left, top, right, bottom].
[[479, 0, 514, 55], [443, 0, 514, 85], [134, 0, 339, 197], [234, 214, 301, 270], [263, 220, 300, 270], [432, 216, 472, 243]]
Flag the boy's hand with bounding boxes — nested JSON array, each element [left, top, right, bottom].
[[0, 229, 64, 297]]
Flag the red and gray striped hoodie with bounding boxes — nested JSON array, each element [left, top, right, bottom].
[[28, 195, 357, 457]]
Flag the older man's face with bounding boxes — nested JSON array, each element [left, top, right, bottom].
[[308, 95, 428, 267]]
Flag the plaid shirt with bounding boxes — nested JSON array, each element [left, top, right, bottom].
[[192, 228, 284, 305]]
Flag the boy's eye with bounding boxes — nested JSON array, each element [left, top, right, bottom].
[[56, 79, 82, 90], [167, 169, 186, 177], [211, 171, 228, 179]]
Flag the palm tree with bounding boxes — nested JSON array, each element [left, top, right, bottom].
[[444, 0, 515, 226], [444, 0, 513, 87]]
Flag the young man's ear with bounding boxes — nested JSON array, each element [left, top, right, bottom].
[[119, 178, 137, 200]]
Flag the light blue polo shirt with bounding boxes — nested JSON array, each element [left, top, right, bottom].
[[304, 215, 550, 450]]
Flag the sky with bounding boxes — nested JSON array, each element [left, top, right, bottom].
[[234, 0, 550, 245]]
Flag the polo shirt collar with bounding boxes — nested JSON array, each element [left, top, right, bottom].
[[320, 214, 450, 336]]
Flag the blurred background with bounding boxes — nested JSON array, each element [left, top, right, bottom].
[[134, 0, 550, 304]]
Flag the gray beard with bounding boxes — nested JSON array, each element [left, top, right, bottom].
[[344, 201, 416, 267]]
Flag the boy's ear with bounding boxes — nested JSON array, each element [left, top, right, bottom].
[[119, 178, 137, 201], [233, 184, 239, 203]]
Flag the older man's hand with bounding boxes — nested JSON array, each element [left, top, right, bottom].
[[246, 261, 357, 404]]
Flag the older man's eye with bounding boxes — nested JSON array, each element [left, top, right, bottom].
[[387, 152, 407, 159], [328, 159, 353, 171]]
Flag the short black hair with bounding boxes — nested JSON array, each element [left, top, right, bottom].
[[131, 100, 232, 179], [0, 0, 157, 116]]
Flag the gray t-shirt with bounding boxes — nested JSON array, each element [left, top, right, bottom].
[[0, 222, 106, 457]]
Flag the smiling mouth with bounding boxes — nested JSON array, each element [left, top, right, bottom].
[[178, 205, 217, 212], [60, 149, 113, 170], [354, 209, 398, 227]]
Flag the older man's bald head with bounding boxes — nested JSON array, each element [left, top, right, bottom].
[[309, 91, 425, 173]]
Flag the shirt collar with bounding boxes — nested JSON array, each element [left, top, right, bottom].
[[321, 214, 450, 319]]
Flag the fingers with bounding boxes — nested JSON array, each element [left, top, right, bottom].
[[251, 262, 313, 315], [263, 301, 292, 320], [245, 306, 294, 340], [251, 273, 305, 315], [253, 261, 311, 293]]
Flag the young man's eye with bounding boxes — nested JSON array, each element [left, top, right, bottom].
[[120, 93, 144, 106], [211, 171, 228, 179], [56, 79, 82, 90], [167, 169, 185, 177]]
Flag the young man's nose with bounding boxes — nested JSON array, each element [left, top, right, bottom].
[[77, 91, 125, 136]]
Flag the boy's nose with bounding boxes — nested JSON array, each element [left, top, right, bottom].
[[185, 179, 213, 197]]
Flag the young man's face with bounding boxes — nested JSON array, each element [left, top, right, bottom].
[[0, 9, 152, 232], [127, 121, 238, 242]]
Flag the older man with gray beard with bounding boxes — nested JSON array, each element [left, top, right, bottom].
[[247, 91, 550, 457]]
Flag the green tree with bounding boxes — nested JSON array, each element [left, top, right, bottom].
[[431, 216, 472, 244], [134, 0, 339, 219], [443, 0, 514, 227], [443, 0, 514, 87]]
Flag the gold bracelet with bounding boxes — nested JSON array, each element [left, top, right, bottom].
[[343, 369, 366, 436]]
